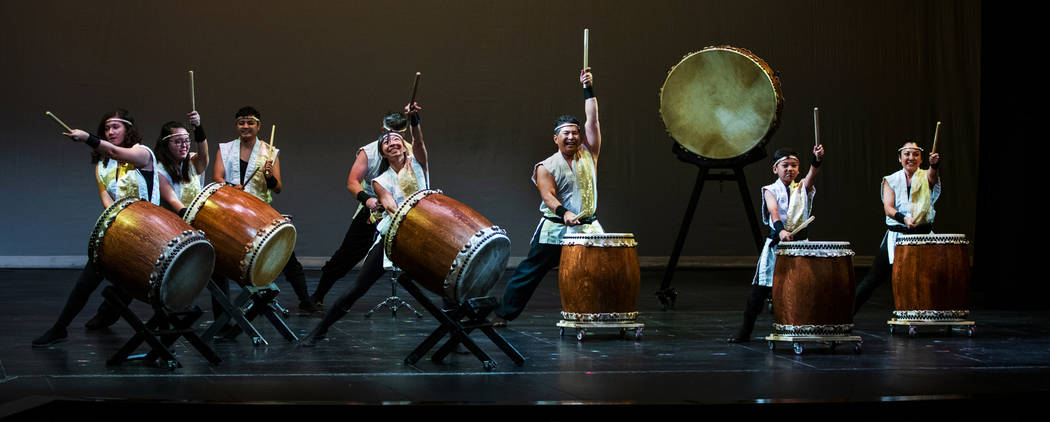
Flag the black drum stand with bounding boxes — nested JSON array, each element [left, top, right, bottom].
[[397, 273, 524, 371], [657, 143, 767, 310], [203, 281, 298, 346], [102, 286, 221, 370]]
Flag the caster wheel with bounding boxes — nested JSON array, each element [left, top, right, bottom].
[[793, 342, 804, 355], [889, 325, 896, 335], [854, 342, 863, 354], [252, 337, 265, 347], [634, 327, 644, 339], [165, 360, 178, 371], [576, 329, 586, 342], [768, 341, 775, 351], [482, 361, 497, 371], [968, 326, 976, 337], [908, 326, 918, 337], [619, 328, 627, 339], [559, 328, 565, 336]]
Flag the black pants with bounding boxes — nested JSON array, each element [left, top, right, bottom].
[[313, 208, 377, 304], [733, 285, 772, 339], [854, 242, 892, 315], [52, 261, 132, 328], [310, 244, 388, 335], [496, 230, 561, 321]]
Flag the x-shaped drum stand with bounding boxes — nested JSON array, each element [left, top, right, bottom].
[[203, 281, 298, 346], [397, 273, 524, 371], [102, 286, 221, 370]]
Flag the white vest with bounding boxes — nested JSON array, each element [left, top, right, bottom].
[[219, 139, 277, 203], [96, 144, 160, 205]]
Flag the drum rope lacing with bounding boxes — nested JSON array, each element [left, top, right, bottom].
[[775, 241, 855, 257], [895, 234, 970, 246], [893, 310, 970, 320]]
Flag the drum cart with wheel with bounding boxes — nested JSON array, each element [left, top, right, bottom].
[[888, 318, 975, 337], [765, 333, 862, 356], [558, 320, 644, 341]]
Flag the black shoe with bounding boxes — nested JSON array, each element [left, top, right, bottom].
[[726, 334, 751, 344], [298, 301, 323, 315], [298, 328, 327, 347], [490, 316, 508, 328], [84, 311, 120, 330], [32, 326, 68, 347]]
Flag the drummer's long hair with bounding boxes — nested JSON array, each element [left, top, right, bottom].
[[155, 121, 192, 184], [92, 109, 142, 165]]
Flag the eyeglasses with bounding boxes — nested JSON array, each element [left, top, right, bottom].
[[169, 137, 191, 146]]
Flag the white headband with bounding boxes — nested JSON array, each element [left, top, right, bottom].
[[106, 118, 133, 126], [773, 155, 799, 166], [162, 131, 189, 141], [237, 116, 261, 122], [554, 122, 579, 133], [898, 145, 924, 152]]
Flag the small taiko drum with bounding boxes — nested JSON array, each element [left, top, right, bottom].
[[385, 189, 510, 302], [772, 241, 856, 336], [660, 45, 783, 160], [89, 197, 215, 312], [183, 182, 296, 287], [892, 234, 971, 320], [558, 233, 641, 323]]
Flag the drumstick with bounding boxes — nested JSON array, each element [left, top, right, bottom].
[[790, 216, 816, 237], [269, 124, 276, 148], [931, 121, 941, 154], [45, 111, 74, 133], [583, 28, 589, 87], [189, 70, 196, 111], [408, 72, 421, 107], [813, 107, 820, 147]]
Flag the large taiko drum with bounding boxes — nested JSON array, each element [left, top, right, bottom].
[[89, 197, 215, 312], [892, 234, 971, 320], [660, 46, 783, 160], [772, 241, 856, 336], [182, 182, 296, 287], [384, 189, 510, 302], [558, 233, 641, 322]]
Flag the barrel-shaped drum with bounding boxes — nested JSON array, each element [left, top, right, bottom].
[[892, 234, 971, 320], [772, 241, 856, 335], [89, 197, 215, 312], [385, 189, 510, 303], [183, 182, 296, 286], [558, 233, 641, 322]]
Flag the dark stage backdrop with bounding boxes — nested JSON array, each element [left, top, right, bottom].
[[0, 1, 980, 263]]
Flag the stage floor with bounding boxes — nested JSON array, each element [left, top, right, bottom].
[[1, 268, 1047, 418]]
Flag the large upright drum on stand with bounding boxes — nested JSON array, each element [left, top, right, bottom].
[[557, 233, 644, 341], [385, 189, 510, 303], [766, 241, 861, 355], [889, 234, 974, 336], [89, 197, 215, 312], [182, 182, 296, 286], [660, 45, 783, 161]]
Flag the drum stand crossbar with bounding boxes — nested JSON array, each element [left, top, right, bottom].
[[364, 269, 424, 319], [203, 281, 298, 346], [658, 143, 767, 310], [102, 286, 221, 370], [397, 274, 525, 371]]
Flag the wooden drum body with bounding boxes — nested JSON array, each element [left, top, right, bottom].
[[772, 241, 856, 336], [557, 234, 641, 322], [183, 182, 296, 287], [660, 45, 783, 160], [89, 197, 215, 312], [385, 189, 510, 303], [892, 234, 971, 321]]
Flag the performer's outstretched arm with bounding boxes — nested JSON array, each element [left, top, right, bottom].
[[581, 67, 601, 161]]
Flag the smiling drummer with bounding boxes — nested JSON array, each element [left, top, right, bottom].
[[494, 66, 604, 326], [854, 141, 942, 314]]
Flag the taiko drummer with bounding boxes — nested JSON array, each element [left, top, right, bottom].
[[156, 111, 209, 215], [494, 66, 604, 326], [854, 141, 941, 313], [301, 102, 427, 347], [33, 110, 161, 347], [211, 107, 315, 323], [727, 145, 824, 343]]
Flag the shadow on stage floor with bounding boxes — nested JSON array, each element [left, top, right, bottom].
[[1, 268, 1047, 420]]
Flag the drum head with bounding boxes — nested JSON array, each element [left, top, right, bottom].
[[248, 224, 297, 286], [660, 46, 782, 159], [159, 241, 215, 312], [452, 234, 511, 301]]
